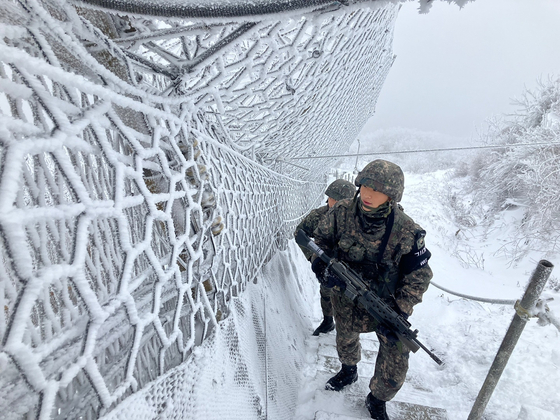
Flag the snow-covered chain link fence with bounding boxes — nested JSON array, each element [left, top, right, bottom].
[[0, 0, 397, 418]]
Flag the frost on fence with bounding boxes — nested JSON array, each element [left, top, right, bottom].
[[0, 0, 397, 418]]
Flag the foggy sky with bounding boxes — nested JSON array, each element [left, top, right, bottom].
[[363, 0, 560, 142]]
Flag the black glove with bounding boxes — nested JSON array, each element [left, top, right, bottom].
[[377, 324, 399, 343], [311, 259, 345, 289], [311, 258, 327, 278], [321, 266, 346, 289]]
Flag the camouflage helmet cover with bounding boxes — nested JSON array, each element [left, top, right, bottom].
[[354, 159, 405, 202], [325, 179, 356, 201]]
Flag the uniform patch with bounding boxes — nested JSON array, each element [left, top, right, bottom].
[[416, 234, 425, 250], [400, 230, 430, 275]]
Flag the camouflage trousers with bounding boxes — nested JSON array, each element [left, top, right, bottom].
[[320, 285, 333, 317], [331, 291, 410, 401]]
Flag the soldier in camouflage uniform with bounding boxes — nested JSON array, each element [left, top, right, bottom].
[[295, 179, 356, 335], [311, 160, 432, 420]]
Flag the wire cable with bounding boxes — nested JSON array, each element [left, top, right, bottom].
[[430, 281, 516, 305], [288, 141, 560, 161], [430, 283, 560, 332]]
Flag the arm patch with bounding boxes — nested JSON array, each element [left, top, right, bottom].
[[400, 230, 431, 275]]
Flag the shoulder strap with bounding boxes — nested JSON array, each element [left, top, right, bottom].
[[377, 205, 395, 263]]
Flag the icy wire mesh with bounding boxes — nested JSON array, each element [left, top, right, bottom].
[[111, 2, 396, 176], [100, 254, 311, 420], [0, 0, 397, 418]]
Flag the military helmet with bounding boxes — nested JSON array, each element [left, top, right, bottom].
[[325, 179, 356, 201], [354, 159, 405, 202]]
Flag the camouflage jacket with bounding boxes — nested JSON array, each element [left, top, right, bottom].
[[314, 198, 432, 316], [295, 204, 330, 260]]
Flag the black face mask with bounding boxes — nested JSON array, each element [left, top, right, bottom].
[[358, 197, 391, 218], [354, 197, 392, 233]]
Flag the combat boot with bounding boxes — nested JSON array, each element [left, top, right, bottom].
[[325, 364, 358, 391], [365, 393, 390, 420], [312, 316, 335, 336]]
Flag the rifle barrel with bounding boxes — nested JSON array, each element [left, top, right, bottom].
[[295, 229, 444, 366]]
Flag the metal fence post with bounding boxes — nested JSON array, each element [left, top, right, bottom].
[[467, 259, 554, 420]]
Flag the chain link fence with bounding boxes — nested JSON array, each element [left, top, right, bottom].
[[0, 0, 397, 418]]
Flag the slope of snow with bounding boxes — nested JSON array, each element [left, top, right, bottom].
[[101, 240, 318, 420], [99, 168, 559, 420], [292, 170, 560, 420]]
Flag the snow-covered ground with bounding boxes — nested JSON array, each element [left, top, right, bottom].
[[99, 168, 559, 420], [291, 170, 560, 420]]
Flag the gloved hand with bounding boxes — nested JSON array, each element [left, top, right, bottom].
[[311, 259, 345, 289], [311, 258, 327, 279], [321, 266, 346, 289], [377, 324, 399, 343]]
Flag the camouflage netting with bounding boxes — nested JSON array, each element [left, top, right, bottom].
[[0, 0, 397, 418]]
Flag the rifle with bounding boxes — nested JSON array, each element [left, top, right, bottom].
[[296, 229, 444, 366]]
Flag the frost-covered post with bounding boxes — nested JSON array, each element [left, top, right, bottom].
[[467, 260, 554, 420]]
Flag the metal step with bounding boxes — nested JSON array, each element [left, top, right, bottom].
[[311, 333, 447, 420], [314, 400, 448, 420]]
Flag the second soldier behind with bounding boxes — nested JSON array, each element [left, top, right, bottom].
[[295, 178, 356, 336]]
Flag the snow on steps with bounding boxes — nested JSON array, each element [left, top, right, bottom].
[[314, 400, 448, 420], [309, 334, 447, 420]]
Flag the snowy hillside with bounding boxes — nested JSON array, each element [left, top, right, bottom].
[[388, 170, 559, 420], [103, 168, 560, 420], [300, 77, 560, 419], [292, 168, 560, 420]]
